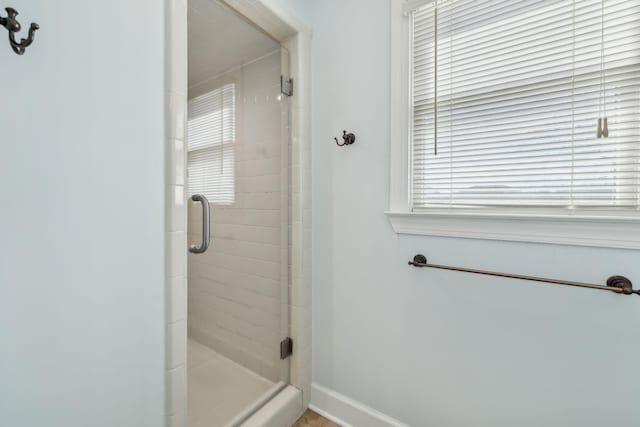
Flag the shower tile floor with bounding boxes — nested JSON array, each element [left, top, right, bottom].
[[188, 339, 274, 427]]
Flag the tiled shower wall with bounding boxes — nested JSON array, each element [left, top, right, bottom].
[[282, 32, 313, 407], [166, 1, 188, 426], [187, 51, 287, 382]]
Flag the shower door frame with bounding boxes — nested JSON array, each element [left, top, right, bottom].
[[164, 1, 313, 425]]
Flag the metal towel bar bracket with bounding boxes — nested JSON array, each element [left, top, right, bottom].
[[409, 254, 637, 296]]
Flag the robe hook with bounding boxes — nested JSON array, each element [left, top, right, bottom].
[[334, 130, 356, 147], [0, 7, 39, 55]]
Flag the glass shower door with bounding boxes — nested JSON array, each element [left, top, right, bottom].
[[186, 3, 291, 422]]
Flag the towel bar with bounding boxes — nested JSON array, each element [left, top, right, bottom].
[[409, 254, 637, 296]]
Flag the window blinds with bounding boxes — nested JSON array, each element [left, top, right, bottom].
[[187, 83, 236, 204], [410, 0, 640, 209]]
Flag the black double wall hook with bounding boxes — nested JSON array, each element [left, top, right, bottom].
[[0, 7, 39, 55], [334, 130, 356, 147]]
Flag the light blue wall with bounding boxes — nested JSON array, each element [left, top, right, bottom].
[[307, 0, 640, 426], [0, 1, 166, 425]]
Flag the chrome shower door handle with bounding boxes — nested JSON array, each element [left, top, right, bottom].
[[189, 194, 210, 254]]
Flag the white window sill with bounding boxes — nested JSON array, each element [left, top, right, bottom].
[[385, 210, 640, 249]]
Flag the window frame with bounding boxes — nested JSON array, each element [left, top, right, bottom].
[[387, 0, 640, 249]]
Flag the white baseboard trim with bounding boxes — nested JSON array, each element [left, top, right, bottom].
[[310, 383, 410, 427]]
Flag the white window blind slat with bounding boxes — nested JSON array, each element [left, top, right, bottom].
[[187, 83, 236, 204], [411, 0, 640, 209]]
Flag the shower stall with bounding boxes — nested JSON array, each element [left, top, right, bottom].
[[182, 1, 296, 425]]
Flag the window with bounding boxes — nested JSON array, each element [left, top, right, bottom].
[[388, 0, 640, 248], [187, 83, 236, 204]]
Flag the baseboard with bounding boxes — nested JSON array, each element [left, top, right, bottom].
[[310, 383, 410, 427]]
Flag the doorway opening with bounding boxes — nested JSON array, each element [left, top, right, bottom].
[[166, 1, 311, 425]]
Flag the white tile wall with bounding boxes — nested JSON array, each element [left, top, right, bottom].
[[167, 139, 186, 187], [188, 51, 287, 383], [166, 0, 188, 426], [280, 31, 313, 407]]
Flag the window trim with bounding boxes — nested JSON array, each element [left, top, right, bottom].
[[387, 0, 640, 249]]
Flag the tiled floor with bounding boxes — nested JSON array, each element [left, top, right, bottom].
[[293, 410, 341, 427], [188, 339, 274, 427]]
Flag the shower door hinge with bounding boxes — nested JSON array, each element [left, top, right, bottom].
[[281, 76, 293, 97], [280, 337, 293, 359]]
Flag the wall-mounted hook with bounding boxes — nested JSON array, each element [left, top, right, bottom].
[[334, 130, 356, 147], [0, 7, 39, 55]]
